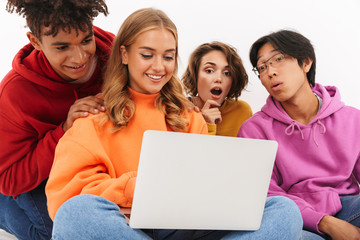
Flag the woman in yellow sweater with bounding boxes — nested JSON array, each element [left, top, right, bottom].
[[45, 8, 303, 240], [182, 42, 253, 137]]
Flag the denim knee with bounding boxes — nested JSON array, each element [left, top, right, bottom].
[[267, 196, 303, 237]]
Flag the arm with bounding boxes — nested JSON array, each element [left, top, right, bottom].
[[318, 215, 360, 240], [0, 94, 105, 196], [238, 118, 326, 233], [0, 111, 64, 196], [46, 124, 137, 220]]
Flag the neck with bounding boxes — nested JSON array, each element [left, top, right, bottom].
[[281, 85, 319, 125]]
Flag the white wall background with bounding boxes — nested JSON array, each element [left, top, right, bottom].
[[1, 0, 359, 113]]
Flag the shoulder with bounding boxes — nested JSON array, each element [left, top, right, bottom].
[[240, 111, 273, 131], [223, 99, 252, 113], [0, 72, 38, 111], [64, 114, 110, 143]]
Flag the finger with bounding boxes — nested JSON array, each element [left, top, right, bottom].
[[201, 109, 222, 124], [73, 97, 105, 112], [202, 100, 220, 110]]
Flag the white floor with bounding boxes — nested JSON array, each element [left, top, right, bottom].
[[0, 229, 17, 240]]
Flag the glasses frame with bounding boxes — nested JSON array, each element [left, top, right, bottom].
[[252, 53, 286, 77]]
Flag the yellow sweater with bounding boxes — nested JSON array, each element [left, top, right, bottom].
[[46, 88, 208, 220], [207, 99, 252, 137]]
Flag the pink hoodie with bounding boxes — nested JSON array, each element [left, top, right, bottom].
[[238, 83, 360, 233]]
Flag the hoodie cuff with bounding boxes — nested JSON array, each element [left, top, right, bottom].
[[302, 207, 326, 234], [53, 124, 65, 142], [207, 122, 216, 135]]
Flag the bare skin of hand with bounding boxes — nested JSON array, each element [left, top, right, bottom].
[[63, 94, 105, 132], [318, 215, 360, 240], [201, 99, 222, 124]]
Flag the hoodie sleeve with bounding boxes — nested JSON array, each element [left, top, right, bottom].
[[238, 116, 326, 234], [0, 80, 65, 196], [45, 118, 137, 220]]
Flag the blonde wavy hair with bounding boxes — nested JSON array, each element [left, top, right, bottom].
[[102, 8, 191, 132]]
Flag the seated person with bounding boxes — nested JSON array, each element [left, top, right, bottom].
[[182, 41, 252, 137], [238, 29, 360, 239], [45, 8, 303, 240]]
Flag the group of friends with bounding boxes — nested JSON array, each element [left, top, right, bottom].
[[0, 0, 359, 240]]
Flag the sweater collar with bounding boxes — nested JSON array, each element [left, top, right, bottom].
[[128, 87, 160, 104]]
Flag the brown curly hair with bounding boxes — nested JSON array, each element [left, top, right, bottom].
[[6, 0, 108, 39], [182, 41, 248, 100]]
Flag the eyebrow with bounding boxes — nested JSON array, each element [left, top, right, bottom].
[[139, 46, 176, 52], [51, 32, 94, 46], [203, 62, 230, 68]]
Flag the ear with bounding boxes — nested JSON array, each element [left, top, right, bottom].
[[27, 32, 42, 51], [303, 58, 313, 73], [120, 45, 128, 65]]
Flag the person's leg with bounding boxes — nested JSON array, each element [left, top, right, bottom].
[[220, 196, 303, 240], [336, 195, 360, 226], [0, 180, 52, 240], [52, 194, 151, 240], [301, 230, 325, 240]]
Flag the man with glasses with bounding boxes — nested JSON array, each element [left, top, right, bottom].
[[238, 29, 360, 239]]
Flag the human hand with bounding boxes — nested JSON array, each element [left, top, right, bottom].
[[318, 215, 360, 240], [63, 94, 105, 132], [201, 99, 222, 124]]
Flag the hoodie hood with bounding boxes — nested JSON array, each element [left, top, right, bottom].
[[262, 83, 344, 124], [261, 83, 345, 146], [11, 26, 113, 92]]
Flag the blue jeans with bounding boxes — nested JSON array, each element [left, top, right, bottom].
[[0, 180, 53, 240], [302, 195, 360, 240], [52, 195, 302, 240]]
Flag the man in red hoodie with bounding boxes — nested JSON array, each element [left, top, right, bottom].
[[0, 1, 114, 239]]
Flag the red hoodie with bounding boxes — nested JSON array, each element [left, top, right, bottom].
[[0, 26, 114, 196]]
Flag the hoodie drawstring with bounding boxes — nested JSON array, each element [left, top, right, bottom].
[[285, 121, 304, 140], [313, 120, 326, 147], [285, 120, 326, 147], [73, 89, 79, 100]]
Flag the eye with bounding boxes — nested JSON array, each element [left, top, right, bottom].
[[205, 68, 214, 74], [224, 71, 231, 76], [257, 64, 266, 72], [275, 54, 285, 62], [56, 46, 68, 50], [141, 54, 152, 59], [164, 55, 174, 61], [82, 38, 93, 44]]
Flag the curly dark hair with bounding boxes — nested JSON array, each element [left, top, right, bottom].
[[6, 0, 108, 39]]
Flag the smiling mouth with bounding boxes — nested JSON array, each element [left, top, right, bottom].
[[66, 64, 86, 70], [211, 88, 222, 96], [146, 74, 163, 80]]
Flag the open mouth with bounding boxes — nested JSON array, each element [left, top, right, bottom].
[[210, 88, 222, 96], [272, 83, 282, 89]]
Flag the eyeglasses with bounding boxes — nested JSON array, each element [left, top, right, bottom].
[[252, 53, 286, 77]]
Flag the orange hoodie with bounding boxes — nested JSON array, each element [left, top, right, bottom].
[[45, 88, 208, 220]]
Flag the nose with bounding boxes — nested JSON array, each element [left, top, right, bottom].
[[267, 62, 277, 77], [70, 46, 87, 64], [152, 56, 165, 72], [214, 71, 222, 83]]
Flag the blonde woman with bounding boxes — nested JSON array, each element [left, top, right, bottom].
[[46, 8, 302, 240]]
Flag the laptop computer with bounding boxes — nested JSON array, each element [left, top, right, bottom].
[[129, 130, 278, 231]]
